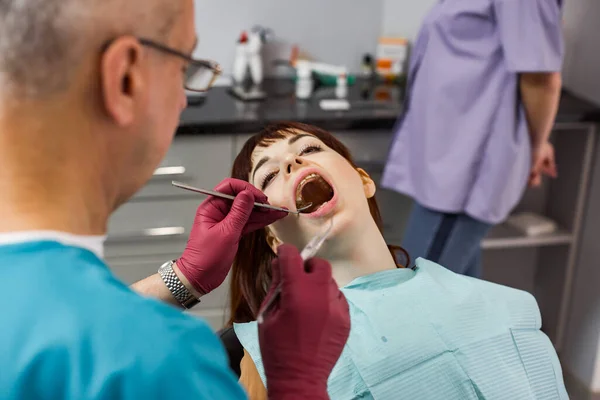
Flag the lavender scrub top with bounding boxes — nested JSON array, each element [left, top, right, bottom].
[[381, 0, 564, 224]]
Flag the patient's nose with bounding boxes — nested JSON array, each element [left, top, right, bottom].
[[283, 154, 303, 175]]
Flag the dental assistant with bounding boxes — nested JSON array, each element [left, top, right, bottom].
[[0, 1, 350, 399], [382, 0, 564, 278]]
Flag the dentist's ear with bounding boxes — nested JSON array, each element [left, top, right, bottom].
[[100, 36, 146, 127], [357, 168, 376, 199]]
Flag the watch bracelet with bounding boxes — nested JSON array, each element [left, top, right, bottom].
[[158, 261, 199, 309]]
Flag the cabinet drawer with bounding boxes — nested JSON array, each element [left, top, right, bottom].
[[332, 130, 393, 165], [106, 198, 200, 257], [108, 199, 199, 234], [105, 238, 187, 260], [234, 134, 254, 155], [108, 256, 233, 312], [131, 135, 234, 201], [108, 256, 166, 284], [186, 309, 229, 332]]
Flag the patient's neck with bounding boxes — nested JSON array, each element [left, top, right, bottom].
[[324, 216, 398, 287]]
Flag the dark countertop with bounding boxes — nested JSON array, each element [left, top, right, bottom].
[[177, 78, 599, 135]]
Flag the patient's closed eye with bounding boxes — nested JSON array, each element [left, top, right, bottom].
[[261, 171, 277, 190], [299, 144, 322, 156]]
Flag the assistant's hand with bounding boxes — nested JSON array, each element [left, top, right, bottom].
[[259, 244, 350, 400], [176, 178, 287, 295], [529, 141, 557, 187]]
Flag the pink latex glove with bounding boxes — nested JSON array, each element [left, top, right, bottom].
[[259, 244, 351, 400], [176, 178, 287, 295]]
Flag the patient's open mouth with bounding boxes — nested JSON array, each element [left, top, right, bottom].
[[296, 173, 335, 214]]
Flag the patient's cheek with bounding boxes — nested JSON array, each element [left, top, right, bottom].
[[340, 167, 368, 191], [262, 187, 284, 207]]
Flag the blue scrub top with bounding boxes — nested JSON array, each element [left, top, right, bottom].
[[382, 0, 564, 224], [0, 241, 247, 399]]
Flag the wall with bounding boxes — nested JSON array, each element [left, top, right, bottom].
[[561, 137, 600, 392], [561, 0, 600, 392], [562, 0, 600, 104], [193, 0, 437, 78], [381, 0, 437, 40], [194, 0, 383, 77]]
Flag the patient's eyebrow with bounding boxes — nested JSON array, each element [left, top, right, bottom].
[[252, 156, 270, 181], [288, 134, 315, 145]]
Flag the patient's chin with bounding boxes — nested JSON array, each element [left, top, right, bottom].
[[274, 204, 359, 251], [322, 208, 364, 240], [303, 213, 348, 242]]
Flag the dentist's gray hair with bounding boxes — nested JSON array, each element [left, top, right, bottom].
[[0, 0, 181, 99]]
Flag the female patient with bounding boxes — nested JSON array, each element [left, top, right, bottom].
[[224, 122, 568, 399]]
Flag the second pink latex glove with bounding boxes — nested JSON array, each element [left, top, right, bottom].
[[176, 178, 287, 295], [259, 244, 351, 399]]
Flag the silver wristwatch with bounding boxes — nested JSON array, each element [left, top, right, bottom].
[[158, 260, 199, 309]]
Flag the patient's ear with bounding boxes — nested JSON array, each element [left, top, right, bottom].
[[357, 168, 376, 198], [265, 228, 282, 252]]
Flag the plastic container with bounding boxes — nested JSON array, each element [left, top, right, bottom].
[[296, 64, 313, 99], [232, 32, 249, 84], [362, 54, 374, 77], [335, 74, 348, 99], [376, 37, 408, 79]]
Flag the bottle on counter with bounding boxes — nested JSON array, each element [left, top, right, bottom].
[[361, 54, 374, 78], [232, 31, 249, 85], [296, 63, 314, 100], [335, 73, 348, 99], [246, 30, 264, 86], [376, 37, 409, 82]]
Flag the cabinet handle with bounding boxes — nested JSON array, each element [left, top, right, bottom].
[[153, 166, 186, 178], [107, 226, 185, 242]]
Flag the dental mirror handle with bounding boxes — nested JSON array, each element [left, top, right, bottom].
[[171, 181, 311, 214]]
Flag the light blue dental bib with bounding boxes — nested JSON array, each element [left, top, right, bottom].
[[234, 258, 568, 399]]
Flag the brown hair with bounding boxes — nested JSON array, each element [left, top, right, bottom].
[[227, 122, 408, 326]]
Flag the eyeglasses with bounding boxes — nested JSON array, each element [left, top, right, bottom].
[[138, 38, 222, 92]]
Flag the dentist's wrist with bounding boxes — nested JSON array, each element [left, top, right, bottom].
[[172, 261, 204, 299], [157, 260, 201, 309]]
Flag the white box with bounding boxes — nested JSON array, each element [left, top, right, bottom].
[[506, 212, 558, 236]]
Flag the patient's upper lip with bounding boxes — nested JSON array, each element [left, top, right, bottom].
[[295, 173, 321, 199], [293, 168, 332, 197]]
